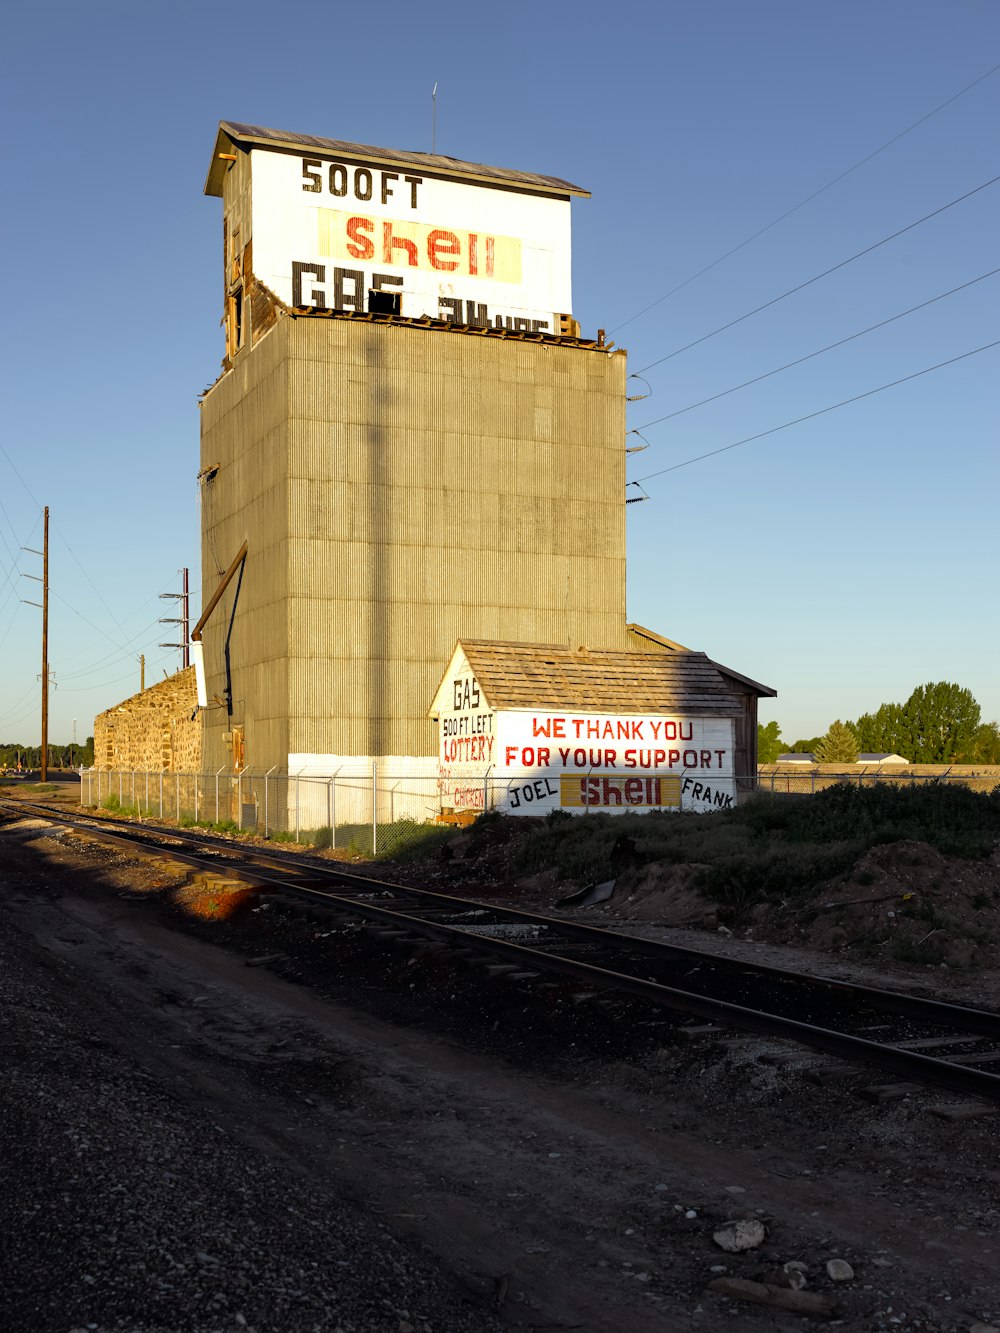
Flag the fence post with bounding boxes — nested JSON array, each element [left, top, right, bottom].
[[295, 773, 301, 843], [327, 778, 334, 850], [159, 771, 164, 818], [215, 767, 224, 823], [145, 771, 149, 815], [238, 772, 243, 829], [264, 766, 277, 838], [372, 760, 378, 855], [118, 770, 123, 804], [131, 771, 136, 809], [175, 772, 181, 821], [194, 772, 199, 823]]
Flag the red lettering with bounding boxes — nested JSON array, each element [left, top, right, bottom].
[[552, 718, 565, 738], [382, 221, 419, 266], [532, 717, 551, 737], [427, 228, 461, 271], [469, 232, 478, 275], [537, 747, 550, 767], [505, 746, 518, 765], [601, 778, 623, 806], [346, 215, 375, 260], [582, 776, 599, 806], [683, 749, 698, 767], [701, 749, 711, 767], [716, 749, 725, 767], [624, 750, 636, 768], [668, 749, 680, 766], [485, 236, 495, 277], [605, 748, 617, 768], [624, 778, 643, 804]]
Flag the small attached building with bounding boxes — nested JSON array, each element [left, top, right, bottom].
[[430, 639, 746, 817]]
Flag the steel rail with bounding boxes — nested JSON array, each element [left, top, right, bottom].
[[12, 797, 1000, 1039], [6, 798, 1000, 1102]]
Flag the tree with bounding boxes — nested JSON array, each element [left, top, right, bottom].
[[814, 720, 860, 763], [902, 682, 980, 764], [850, 702, 911, 758], [757, 720, 783, 764], [787, 736, 823, 754], [962, 720, 1000, 765]]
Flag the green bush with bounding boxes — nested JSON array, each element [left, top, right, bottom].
[[481, 784, 1000, 909], [334, 818, 459, 861]]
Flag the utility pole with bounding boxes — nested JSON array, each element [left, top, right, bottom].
[[139, 655, 145, 691], [41, 507, 49, 781], [159, 567, 191, 670], [20, 509, 50, 780]]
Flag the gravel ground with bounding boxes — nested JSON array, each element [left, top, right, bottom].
[[0, 824, 502, 1333], [4, 803, 1000, 1333]]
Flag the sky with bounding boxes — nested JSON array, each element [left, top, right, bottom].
[[0, 0, 997, 748]]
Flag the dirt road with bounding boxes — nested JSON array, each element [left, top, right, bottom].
[[3, 812, 999, 1332]]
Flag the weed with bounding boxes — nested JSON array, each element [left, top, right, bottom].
[[333, 818, 460, 861], [473, 785, 1000, 911], [891, 937, 945, 966]]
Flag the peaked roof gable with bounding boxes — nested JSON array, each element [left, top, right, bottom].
[[430, 640, 742, 718]]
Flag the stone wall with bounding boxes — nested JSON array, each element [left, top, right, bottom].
[[94, 668, 202, 772]]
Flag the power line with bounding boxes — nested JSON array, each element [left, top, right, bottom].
[[633, 174, 1000, 376], [610, 59, 1000, 335], [59, 652, 175, 694], [631, 267, 1000, 432], [632, 339, 1000, 484], [51, 522, 148, 658]]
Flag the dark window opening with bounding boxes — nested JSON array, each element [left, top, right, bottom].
[[368, 287, 401, 315]]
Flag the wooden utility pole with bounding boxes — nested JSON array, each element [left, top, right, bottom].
[[41, 506, 49, 782], [159, 567, 191, 669], [139, 654, 145, 690], [182, 567, 190, 669]]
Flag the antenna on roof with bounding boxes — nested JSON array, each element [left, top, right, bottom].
[[432, 82, 438, 153]]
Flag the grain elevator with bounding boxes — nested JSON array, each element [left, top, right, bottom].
[[198, 122, 628, 781]]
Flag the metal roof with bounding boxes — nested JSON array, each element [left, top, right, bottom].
[[435, 640, 743, 717], [205, 122, 589, 199]]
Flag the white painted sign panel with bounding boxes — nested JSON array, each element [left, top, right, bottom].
[[433, 657, 736, 817], [250, 149, 573, 332]]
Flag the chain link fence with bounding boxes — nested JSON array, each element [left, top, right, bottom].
[[78, 765, 999, 859], [748, 768, 1000, 797]]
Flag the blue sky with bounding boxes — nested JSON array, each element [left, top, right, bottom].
[[0, 0, 997, 747]]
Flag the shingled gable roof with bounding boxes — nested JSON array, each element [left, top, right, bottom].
[[205, 122, 589, 199], [434, 640, 743, 717], [626, 623, 777, 698]]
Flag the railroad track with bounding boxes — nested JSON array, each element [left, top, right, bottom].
[[6, 796, 1000, 1108]]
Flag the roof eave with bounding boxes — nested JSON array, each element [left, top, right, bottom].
[[207, 121, 590, 200], [204, 126, 238, 197]]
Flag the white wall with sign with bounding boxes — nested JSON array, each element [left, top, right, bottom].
[[250, 149, 573, 332], [432, 655, 737, 817]]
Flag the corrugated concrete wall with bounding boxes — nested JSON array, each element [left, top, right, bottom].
[[199, 314, 626, 772], [93, 668, 201, 772], [199, 320, 290, 775]]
